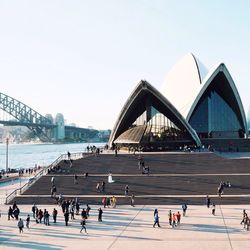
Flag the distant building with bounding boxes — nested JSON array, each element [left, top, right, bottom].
[[98, 130, 111, 141], [55, 113, 65, 140]]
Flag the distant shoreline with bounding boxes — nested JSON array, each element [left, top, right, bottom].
[[0, 141, 107, 146]]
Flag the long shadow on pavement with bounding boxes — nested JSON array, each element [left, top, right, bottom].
[[180, 223, 242, 234], [0, 236, 63, 250]]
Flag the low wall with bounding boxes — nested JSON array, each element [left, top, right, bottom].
[[0, 176, 19, 184], [201, 138, 250, 152]]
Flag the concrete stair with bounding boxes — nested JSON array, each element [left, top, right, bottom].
[[12, 152, 250, 205]]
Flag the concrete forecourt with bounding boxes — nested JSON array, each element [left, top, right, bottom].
[[0, 203, 250, 250]]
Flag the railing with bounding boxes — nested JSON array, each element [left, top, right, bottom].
[[5, 151, 97, 204], [4, 166, 47, 204]]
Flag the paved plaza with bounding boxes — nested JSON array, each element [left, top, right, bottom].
[[1, 152, 250, 249], [0, 203, 250, 250]]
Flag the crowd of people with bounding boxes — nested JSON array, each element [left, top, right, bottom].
[[8, 201, 20, 220], [0, 165, 42, 180], [3, 198, 250, 235], [101, 196, 117, 208], [5, 200, 106, 234], [86, 146, 101, 155]]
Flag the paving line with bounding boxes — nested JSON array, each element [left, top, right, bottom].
[[46, 173, 250, 177], [107, 205, 146, 250], [18, 194, 250, 198], [219, 205, 233, 250]]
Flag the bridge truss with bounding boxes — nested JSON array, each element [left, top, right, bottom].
[[0, 92, 55, 141]]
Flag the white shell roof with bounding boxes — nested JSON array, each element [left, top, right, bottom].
[[186, 63, 247, 132], [161, 53, 208, 118], [108, 80, 201, 147]]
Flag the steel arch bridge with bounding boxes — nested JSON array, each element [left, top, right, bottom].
[[0, 92, 55, 141]]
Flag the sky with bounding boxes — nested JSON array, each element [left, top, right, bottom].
[[0, 0, 250, 130]]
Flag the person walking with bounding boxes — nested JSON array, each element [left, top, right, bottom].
[[182, 204, 187, 216], [8, 206, 14, 220], [70, 206, 75, 220], [130, 195, 135, 207], [53, 208, 58, 223], [50, 186, 54, 197], [45, 211, 50, 226], [168, 210, 172, 226], [74, 174, 78, 184], [176, 211, 181, 226], [153, 210, 160, 228], [26, 215, 30, 229], [13, 207, 20, 220], [172, 213, 177, 228], [18, 218, 24, 233], [86, 204, 91, 218], [98, 208, 103, 222], [217, 183, 223, 197], [96, 182, 100, 192], [64, 210, 69, 226], [240, 209, 248, 228], [51, 185, 57, 198], [58, 193, 63, 206], [243, 213, 249, 229], [81, 209, 87, 220], [35, 207, 39, 223], [51, 176, 55, 186], [38, 209, 43, 223], [111, 196, 117, 208], [67, 151, 71, 159], [76, 202, 80, 215], [101, 181, 106, 193], [32, 204, 37, 219], [102, 197, 107, 208], [106, 197, 111, 208], [125, 185, 129, 196], [154, 208, 158, 216], [206, 195, 211, 208], [13, 201, 17, 211], [43, 209, 48, 225], [245, 216, 250, 230], [212, 203, 216, 215], [80, 218, 87, 234]]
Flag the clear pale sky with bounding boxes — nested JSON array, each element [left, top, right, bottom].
[[0, 0, 249, 130]]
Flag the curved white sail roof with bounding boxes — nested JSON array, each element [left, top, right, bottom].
[[161, 53, 208, 118], [108, 80, 201, 147], [186, 63, 247, 133]]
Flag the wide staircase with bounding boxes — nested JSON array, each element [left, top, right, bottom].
[[12, 152, 250, 205]]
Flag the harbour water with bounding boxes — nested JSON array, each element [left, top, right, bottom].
[[0, 142, 105, 170]]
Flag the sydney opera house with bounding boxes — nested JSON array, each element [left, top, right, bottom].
[[108, 54, 248, 151]]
